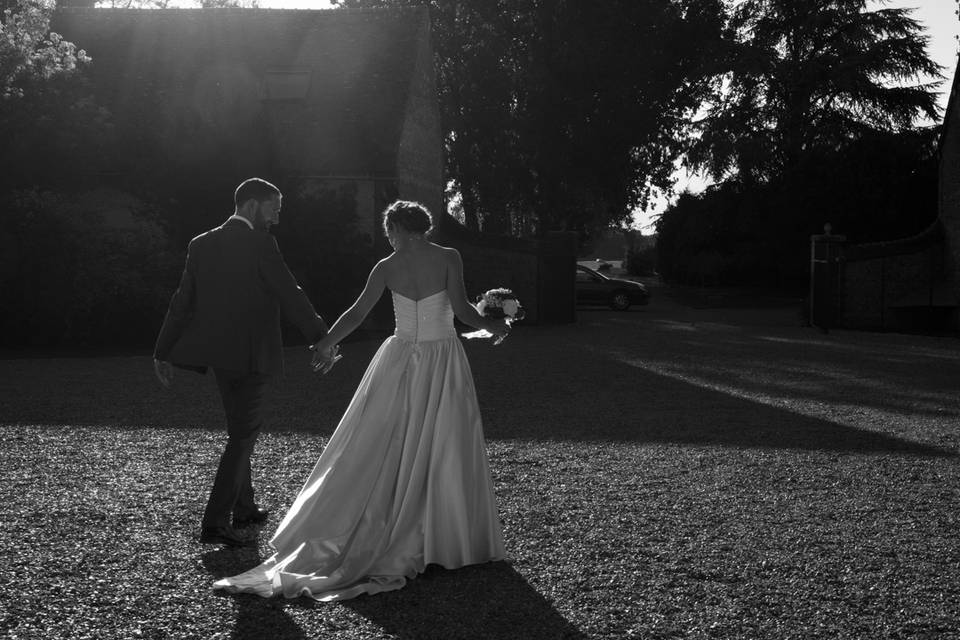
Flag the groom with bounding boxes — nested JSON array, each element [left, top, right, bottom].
[[154, 177, 336, 547]]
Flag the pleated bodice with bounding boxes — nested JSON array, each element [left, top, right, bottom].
[[392, 290, 456, 343]]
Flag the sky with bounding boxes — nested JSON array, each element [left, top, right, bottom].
[[218, 1, 960, 234]]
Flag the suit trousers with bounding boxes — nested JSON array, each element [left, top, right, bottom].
[[202, 369, 269, 529]]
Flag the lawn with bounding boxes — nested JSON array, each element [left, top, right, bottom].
[[1, 299, 958, 639]]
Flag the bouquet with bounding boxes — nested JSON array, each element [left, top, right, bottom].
[[462, 288, 525, 345]]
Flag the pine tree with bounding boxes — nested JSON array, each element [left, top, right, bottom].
[[688, 0, 941, 183]]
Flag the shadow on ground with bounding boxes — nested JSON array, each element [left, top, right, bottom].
[[467, 327, 958, 457], [203, 547, 308, 640], [2, 292, 958, 457], [202, 548, 585, 640], [338, 562, 587, 640]]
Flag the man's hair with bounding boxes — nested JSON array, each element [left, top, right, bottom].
[[235, 178, 281, 207], [382, 200, 433, 235]]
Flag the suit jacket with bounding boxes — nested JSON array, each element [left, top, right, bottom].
[[154, 218, 326, 376]]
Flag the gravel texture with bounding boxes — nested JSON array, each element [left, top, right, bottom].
[[1, 284, 958, 639]]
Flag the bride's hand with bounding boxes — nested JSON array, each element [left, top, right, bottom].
[[487, 318, 510, 338], [310, 343, 341, 374]]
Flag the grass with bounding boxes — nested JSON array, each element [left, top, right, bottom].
[[1, 294, 959, 639]]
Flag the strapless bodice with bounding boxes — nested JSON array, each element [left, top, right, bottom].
[[392, 290, 456, 343]]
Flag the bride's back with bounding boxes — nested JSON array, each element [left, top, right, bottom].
[[383, 242, 450, 301]]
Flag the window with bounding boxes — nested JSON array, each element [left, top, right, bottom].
[[576, 269, 596, 283]]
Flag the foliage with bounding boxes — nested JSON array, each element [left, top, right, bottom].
[[337, 0, 724, 236], [0, 0, 115, 193], [92, 0, 258, 7], [624, 245, 657, 277], [656, 126, 940, 288], [0, 182, 380, 348], [0, 0, 88, 99], [0, 189, 182, 347], [688, 0, 941, 183], [273, 181, 383, 327], [658, 1, 942, 289]]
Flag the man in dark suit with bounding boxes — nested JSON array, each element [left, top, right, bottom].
[[154, 177, 336, 547]]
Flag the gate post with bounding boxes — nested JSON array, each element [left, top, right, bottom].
[[809, 223, 846, 332]]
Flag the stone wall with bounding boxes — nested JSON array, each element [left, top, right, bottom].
[[837, 224, 955, 332], [834, 58, 960, 334], [838, 258, 884, 330], [52, 8, 435, 183], [939, 62, 960, 303]]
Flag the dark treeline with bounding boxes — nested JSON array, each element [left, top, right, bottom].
[[0, 0, 944, 346], [338, 0, 727, 236], [658, 0, 942, 289], [657, 128, 940, 288], [340, 0, 941, 289]]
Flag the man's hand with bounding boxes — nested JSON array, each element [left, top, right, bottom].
[[154, 359, 174, 388], [310, 343, 341, 375]]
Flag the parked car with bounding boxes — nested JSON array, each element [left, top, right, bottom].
[[576, 264, 650, 310]]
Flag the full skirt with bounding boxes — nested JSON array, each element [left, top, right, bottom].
[[212, 336, 505, 601]]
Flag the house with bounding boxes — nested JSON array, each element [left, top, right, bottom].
[[52, 7, 577, 325], [52, 6, 443, 242]]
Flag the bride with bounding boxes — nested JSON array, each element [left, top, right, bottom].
[[213, 200, 509, 601]]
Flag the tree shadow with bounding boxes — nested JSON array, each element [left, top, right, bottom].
[[634, 318, 960, 421], [334, 562, 587, 640], [464, 321, 959, 457], [2, 317, 957, 457], [201, 546, 307, 640]]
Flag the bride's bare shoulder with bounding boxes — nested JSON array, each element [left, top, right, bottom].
[[431, 243, 460, 259], [374, 253, 399, 275]]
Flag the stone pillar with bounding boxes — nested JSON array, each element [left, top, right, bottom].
[[809, 223, 846, 331]]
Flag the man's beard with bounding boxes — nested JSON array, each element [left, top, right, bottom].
[[253, 211, 273, 232]]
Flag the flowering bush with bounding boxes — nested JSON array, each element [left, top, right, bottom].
[[0, 0, 90, 100]]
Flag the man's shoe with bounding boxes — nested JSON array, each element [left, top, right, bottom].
[[199, 525, 254, 547], [233, 507, 270, 529]]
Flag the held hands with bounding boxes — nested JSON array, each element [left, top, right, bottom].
[[310, 341, 342, 374], [153, 359, 174, 388]]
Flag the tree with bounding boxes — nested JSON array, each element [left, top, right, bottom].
[[688, 0, 941, 183], [91, 0, 258, 7], [337, 0, 724, 236], [656, 124, 941, 288], [0, 0, 114, 192], [1, 0, 89, 99]]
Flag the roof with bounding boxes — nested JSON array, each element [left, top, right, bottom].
[[938, 57, 960, 154], [52, 7, 429, 177]]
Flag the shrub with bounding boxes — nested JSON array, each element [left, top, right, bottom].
[[0, 189, 180, 347], [273, 180, 381, 332], [624, 246, 657, 276], [655, 129, 938, 290]]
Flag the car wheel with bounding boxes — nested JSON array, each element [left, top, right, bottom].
[[610, 291, 631, 311]]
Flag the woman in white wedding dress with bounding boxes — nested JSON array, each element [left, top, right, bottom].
[[213, 200, 508, 601]]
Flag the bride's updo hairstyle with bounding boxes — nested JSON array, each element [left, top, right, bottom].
[[382, 200, 433, 236]]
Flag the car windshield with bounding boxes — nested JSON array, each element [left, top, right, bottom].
[[579, 266, 609, 280]]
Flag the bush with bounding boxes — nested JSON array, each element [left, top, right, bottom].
[[624, 246, 657, 276], [0, 188, 181, 348], [655, 129, 939, 290], [273, 180, 382, 330]]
